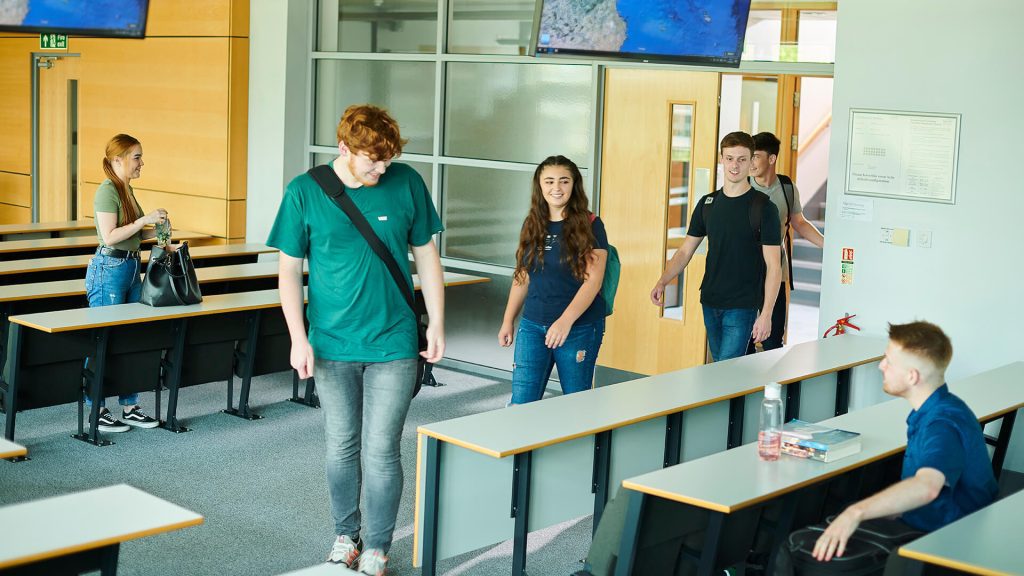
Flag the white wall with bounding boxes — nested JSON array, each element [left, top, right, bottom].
[[247, 0, 310, 246], [823, 0, 1024, 468]]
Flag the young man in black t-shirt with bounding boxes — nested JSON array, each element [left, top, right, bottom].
[[651, 131, 781, 362]]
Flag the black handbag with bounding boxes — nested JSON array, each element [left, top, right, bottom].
[[307, 165, 429, 397], [139, 242, 203, 307]]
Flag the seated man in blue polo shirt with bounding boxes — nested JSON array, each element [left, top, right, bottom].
[[812, 320, 998, 571]]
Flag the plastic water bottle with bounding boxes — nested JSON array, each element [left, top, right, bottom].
[[758, 382, 784, 461]]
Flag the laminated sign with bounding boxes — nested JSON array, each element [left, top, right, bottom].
[[841, 248, 855, 285]]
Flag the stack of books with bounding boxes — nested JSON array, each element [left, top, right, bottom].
[[780, 419, 862, 463]]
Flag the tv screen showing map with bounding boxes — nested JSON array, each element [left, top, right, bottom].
[[533, 0, 751, 67], [0, 0, 149, 38]]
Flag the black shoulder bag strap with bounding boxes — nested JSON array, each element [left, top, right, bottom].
[[777, 174, 796, 291], [307, 165, 418, 315]]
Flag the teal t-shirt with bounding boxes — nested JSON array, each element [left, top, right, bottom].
[[94, 179, 143, 251], [267, 162, 444, 362]]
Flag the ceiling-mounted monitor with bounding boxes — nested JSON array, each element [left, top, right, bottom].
[[532, 0, 751, 67], [0, 0, 150, 38]]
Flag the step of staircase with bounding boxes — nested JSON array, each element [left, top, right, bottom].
[[791, 280, 821, 307]]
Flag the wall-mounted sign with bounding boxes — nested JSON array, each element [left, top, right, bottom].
[[39, 33, 68, 50], [841, 247, 855, 285], [846, 109, 960, 204]]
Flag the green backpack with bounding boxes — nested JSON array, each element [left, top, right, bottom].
[[590, 213, 620, 316]]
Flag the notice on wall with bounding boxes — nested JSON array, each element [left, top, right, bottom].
[[840, 247, 855, 285], [846, 109, 960, 204], [839, 196, 873, 221]]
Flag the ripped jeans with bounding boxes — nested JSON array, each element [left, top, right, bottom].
[[510, 316, 605, 405]]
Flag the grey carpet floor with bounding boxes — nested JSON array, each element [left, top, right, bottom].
[[0, 367, 592, 575]]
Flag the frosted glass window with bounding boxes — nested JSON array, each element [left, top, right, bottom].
[[442, 165, 533, 266], [317, 0, 437, 53], [448, 0, 535, 55], [444, 62, 592, 166], [313, 153, 434, 195], [742, 10, 782, 62], [313, 60, 434, 155], [797, 11, 837, 63]]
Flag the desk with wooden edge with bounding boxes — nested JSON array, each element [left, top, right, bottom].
[[0, 438, 25, 460], [614, 362, 1024, 576], [0, 242, 276, 285], [413, 335, 886, 576], [0, 219, 95, 240], [0, 230, 212, 261], [5, 273, 488, 447], [0, 258, 292, 386], [0, 484, 203, 576], [898, 487, 1024, 576]]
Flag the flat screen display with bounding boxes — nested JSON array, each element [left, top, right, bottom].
[[0, 0, 150, 38], [533, 0, 751, 67]]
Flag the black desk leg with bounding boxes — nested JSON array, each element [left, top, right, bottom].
[[697, 511, 725, 576], [664, 412, 683, 467], [592, 430, 613, 535], [766, 492, 800, 575], [421, 436, 442, 576], [613, 490, 646, 576], [224, 310, 263, 420], [511, 451, 533, 576], [74, 327, 113, 446], [834, 368, 851, 416], [0, 303, 11, 377], [785, 380, 802, 422], [421, 361, 442, 387], [3, 324, 28, 461], [727, 397, 745, 449], [288, 372, 319, 408], [162, 318, 191, 433], [99, 543, 121, 576], [904, 559, 925, 576], [991, 410, 1017, 479]]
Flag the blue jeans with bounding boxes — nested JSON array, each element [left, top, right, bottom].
[[84, 251, 143, 407], [702, 305, 757, 362], [314, 357, 417, 552], [510, 317, 605, 405]]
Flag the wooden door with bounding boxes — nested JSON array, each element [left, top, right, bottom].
[[37, 54, 81, 222], [598, 67, 720, 375]]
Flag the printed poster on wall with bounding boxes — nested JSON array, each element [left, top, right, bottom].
[[846, 109, 960, 204]]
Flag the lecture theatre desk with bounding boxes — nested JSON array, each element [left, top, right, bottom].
[[0, 438, 25, 460], [3, 273, 488, 449], [0, 230, 211, 261], [0, 219, 95, 240], [0, 484, 203, 575], [0, 242, 276, 285], [614, 362, 1024, 576], [899, 487, 1024, 576], [414, 334, 886, 576]]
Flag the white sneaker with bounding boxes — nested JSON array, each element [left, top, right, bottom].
[[326, 535, 360, 567], [357, 548, 388, 575]]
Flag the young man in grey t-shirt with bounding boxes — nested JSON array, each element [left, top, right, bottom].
[[748, 132, 825, 350]]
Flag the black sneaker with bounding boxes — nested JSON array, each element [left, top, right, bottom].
[[122, 406, 159, 429], [96, 408, 130, 433]]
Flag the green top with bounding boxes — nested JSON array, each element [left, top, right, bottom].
[[93, 179, 143, 251], [267, 163, 444, 362]]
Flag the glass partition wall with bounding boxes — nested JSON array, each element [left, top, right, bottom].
[[307, 0, 836, 370]]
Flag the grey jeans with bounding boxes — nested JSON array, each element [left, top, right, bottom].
[[315, 357, 417, 551]]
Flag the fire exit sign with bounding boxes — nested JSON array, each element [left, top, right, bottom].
[[40, 33, 68, 50]]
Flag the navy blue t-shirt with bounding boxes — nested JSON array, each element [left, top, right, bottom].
[[900, 384, 997, 532], [521, 217, 609, 326]]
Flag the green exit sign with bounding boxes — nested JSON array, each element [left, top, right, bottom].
[[39, 33, 68, 50]]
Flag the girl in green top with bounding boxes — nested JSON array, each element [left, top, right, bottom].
[[84, 133, 168, 432]]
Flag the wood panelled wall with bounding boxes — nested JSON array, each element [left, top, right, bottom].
[[0, 0, 248, 241]]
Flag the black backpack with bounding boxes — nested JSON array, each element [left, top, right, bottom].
[[775, 517, 923, 576]]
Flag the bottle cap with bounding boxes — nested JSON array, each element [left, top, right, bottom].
[[765, 382, 782, 400]]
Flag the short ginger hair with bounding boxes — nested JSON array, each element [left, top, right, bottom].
[[336, 104, 407, 160], [887, 321, 953, 373]]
